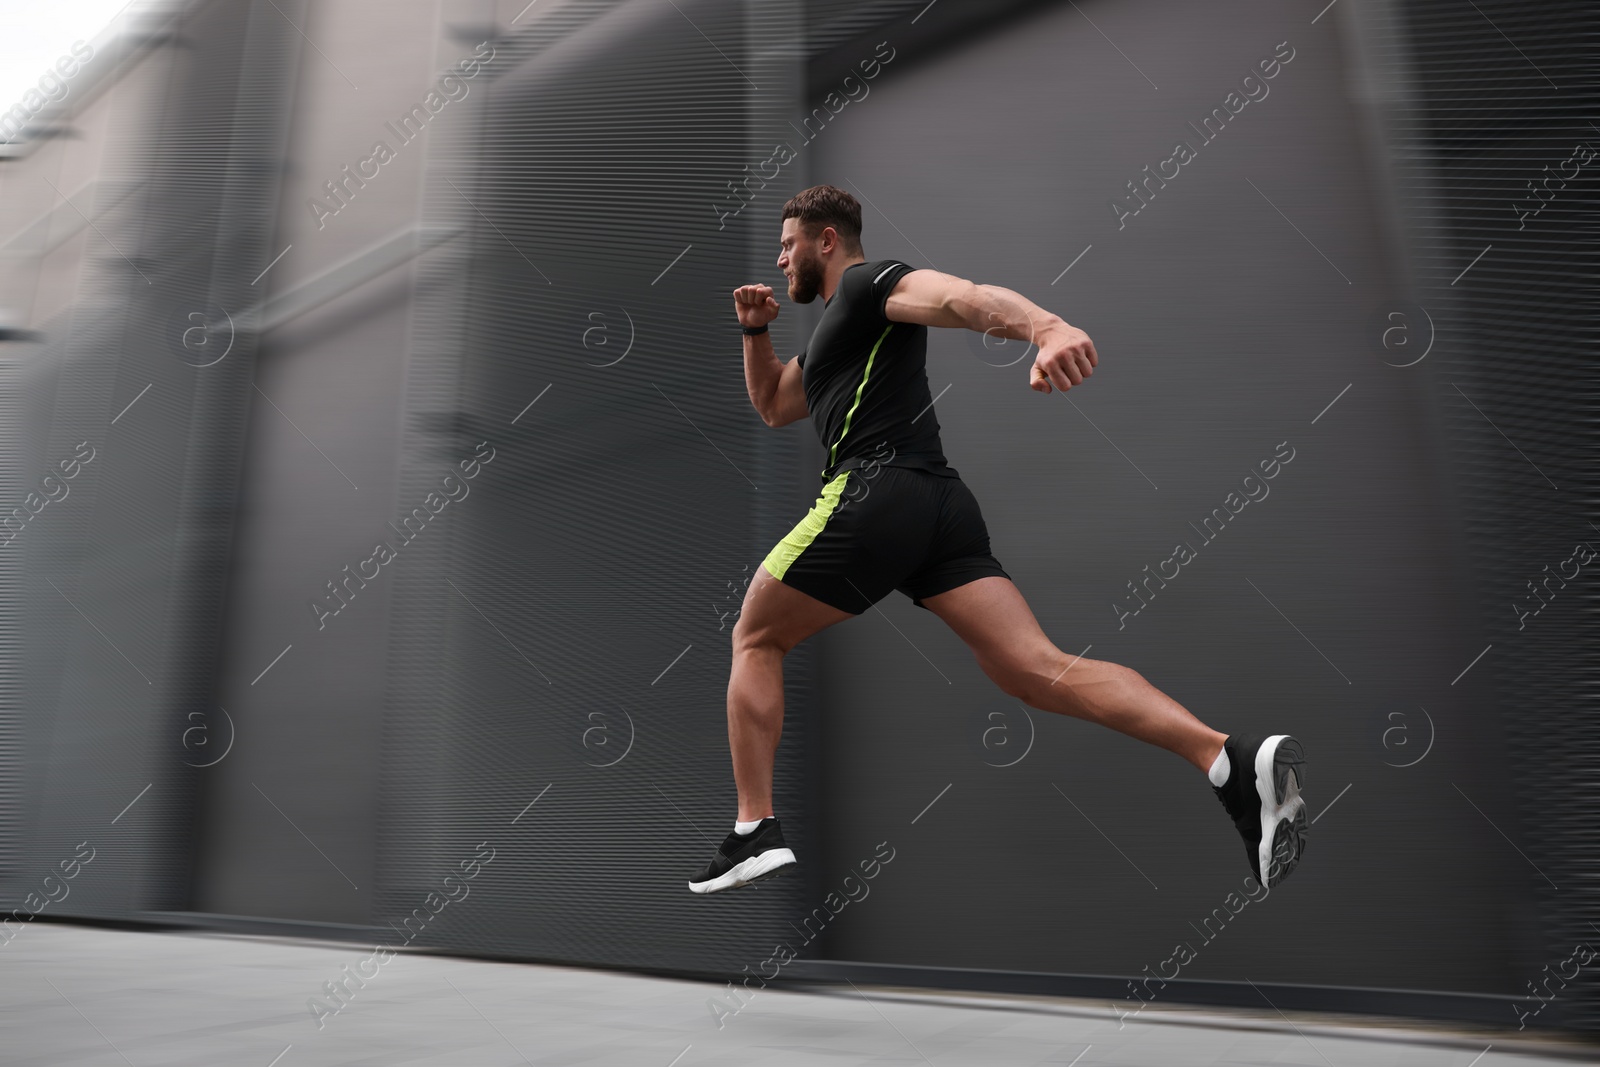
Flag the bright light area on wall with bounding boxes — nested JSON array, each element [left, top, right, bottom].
[[0, 1, 140, 121]]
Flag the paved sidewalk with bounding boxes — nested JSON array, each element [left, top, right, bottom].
[[0, 923, 1592, 1066]]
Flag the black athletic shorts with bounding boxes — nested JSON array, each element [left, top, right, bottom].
[[761, 465, 1011, 614]]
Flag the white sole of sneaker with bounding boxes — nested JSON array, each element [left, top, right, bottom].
[[1254, 734, 1307, 887], [688, 847, 797, 895]]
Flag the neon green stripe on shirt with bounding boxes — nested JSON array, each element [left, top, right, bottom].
[[827, 323, 894, 470]]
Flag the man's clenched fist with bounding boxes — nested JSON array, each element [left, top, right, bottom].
[[1029, 322, 1099, 394], [733, 284, 780, 329]]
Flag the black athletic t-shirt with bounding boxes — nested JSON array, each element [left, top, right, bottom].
[[795, 259, 959, 484]]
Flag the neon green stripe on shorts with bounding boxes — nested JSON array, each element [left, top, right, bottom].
[[762, 470, 852, 581]]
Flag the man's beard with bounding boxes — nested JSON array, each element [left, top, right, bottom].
[[788, 255, 825, 304]]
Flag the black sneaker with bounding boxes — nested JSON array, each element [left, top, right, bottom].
[[1212, 733, 1307, 887], [687, 817, 797, 895]]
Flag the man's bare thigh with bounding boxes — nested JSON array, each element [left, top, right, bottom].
[[919, 576, 1047, 647], [734, 562, 854, 652]]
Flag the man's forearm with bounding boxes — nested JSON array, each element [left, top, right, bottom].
[[742, 331, 783, 421], [949, 282, 1070, 345]]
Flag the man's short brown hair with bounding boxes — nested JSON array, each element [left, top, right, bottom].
[[780, 185, 863, 255]]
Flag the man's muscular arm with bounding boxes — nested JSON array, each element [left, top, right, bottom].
[[883, 269, 1098, 394], [733, 283, 809, 427]]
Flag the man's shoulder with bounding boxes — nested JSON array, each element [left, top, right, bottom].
[[841, 259, 919, 321], [861, 258, 916, 285]]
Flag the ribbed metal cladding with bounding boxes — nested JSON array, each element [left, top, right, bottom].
[[0, 339, 54, 880], [2, 0, 298, 921], [375, 0, 822, 975], [0, 352, 15, 876], [1383, 0, 1598, 1031]]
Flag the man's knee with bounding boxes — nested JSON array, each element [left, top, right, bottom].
[[1012, 652, 1136, 708], [731, 612, 789, 658], [982, 646, 1053, 702]]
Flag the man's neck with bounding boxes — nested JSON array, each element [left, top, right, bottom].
[[821, 256, 868, 303]]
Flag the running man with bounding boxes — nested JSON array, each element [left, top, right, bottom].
[[688, 185, 1307, 895]]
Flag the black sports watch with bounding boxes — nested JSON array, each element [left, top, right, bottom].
[[741, 323, 769, 336]]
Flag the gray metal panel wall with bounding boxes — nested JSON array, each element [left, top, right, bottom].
[[0, 333, 68, 882], [1382, 0, 1598, 1029], [373, 0, 819, 974], [0, 353, 21, 875], [186, 0, 427, 925], [801, 0, 1522, 998], [2, 0, 298, 922]]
